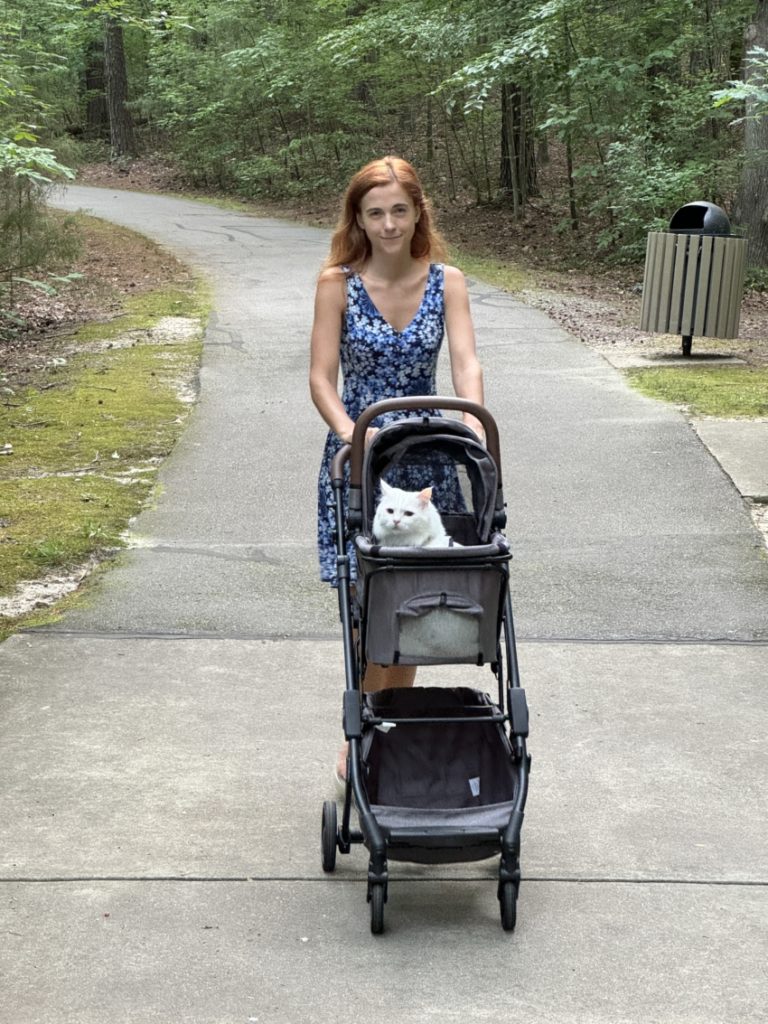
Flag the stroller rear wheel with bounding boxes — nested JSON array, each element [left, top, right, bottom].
[[321, 800, 337, 872], [369, 882, 386, 934], [499, 881, 517, 932]]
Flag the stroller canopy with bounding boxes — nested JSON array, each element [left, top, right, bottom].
[[361, 416, 502, 543]]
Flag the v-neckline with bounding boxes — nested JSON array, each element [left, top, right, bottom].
[[357, 265, 433, 335]]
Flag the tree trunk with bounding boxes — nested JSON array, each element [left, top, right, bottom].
[[84, 41, 109, 141], [737, 1, 768, 267], [499, 83, 537, 214], [104, 16, 137, 161]]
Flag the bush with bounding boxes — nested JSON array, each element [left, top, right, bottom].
[[0, 139, 79, 332]]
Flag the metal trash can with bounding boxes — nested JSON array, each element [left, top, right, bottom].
[[639, 201, 747, 356]]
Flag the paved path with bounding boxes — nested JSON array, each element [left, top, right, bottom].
[[1, 186, 766, 1023]]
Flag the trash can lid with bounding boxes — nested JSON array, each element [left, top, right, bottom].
[[669, 201, 731, 236]]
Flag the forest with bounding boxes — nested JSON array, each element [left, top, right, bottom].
[[3, 0, 768, 327]]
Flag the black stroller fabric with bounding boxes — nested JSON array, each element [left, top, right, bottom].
[[362, 687, 519, 852]]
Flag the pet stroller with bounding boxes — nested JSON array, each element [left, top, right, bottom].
[[321, 397, 530, 934]]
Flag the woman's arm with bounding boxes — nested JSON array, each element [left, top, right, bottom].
[[444, 265, 485, 441], [309, 268, 357, 443]]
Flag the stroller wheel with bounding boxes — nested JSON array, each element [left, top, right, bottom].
[[369, 882, 385, 935], [499, 881, 517, 932], [321, 800, 337, 873]]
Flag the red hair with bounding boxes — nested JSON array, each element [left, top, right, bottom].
[[325, 156, 446, 269]]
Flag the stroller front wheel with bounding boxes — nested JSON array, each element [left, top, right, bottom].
[[499, 881, 517, 932], [321, 800, 337, 872], [369, 882, 385, 935]]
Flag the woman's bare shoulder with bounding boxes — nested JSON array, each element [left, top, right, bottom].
[[318, 265, 347, 283], [442, 264, 470, 297], [442, 263, 466, 282], [315, 265, 348, 305]]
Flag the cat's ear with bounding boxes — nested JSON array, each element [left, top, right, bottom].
[[418, 487, 433, 506], [379, 478, 393, 495]]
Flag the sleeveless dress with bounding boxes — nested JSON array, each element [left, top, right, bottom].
[[316, 262, 464, 586]]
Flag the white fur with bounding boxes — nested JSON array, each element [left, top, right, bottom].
[[372, 480, 458, 547]]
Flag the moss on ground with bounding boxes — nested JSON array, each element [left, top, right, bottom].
[[0, 475, 149, 589], [0, 275, 208, 636], [74, 285, 210, 342], [626, 365, 768, 418], [5, 341, 200, 470]]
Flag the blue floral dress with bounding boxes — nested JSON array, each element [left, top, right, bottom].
[[317, 263, 464, 585]]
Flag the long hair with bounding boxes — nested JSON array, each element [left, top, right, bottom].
[[325, 156, 446, 269]]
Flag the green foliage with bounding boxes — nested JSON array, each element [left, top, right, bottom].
[[713, 47, 768, 118], [1, 1, 82, 326], [0, 140, 78, 329], [1, 0, 764, 265]]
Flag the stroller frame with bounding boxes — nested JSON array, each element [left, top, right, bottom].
[[321, 397, 530, 933]]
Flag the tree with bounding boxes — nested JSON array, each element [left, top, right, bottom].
[[738, 2, 768, 266], [499, 83, 537, 215], [104, 15, 137, 159]]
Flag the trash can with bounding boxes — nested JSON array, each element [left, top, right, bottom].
[[639, 201, 747, 356]]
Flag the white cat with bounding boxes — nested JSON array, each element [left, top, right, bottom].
[[372, 479, 459, 547]]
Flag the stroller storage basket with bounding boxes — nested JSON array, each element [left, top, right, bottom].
[[362, 687, 520, 864]]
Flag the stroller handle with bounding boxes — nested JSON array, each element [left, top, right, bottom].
[[349, 396, 502, 488]]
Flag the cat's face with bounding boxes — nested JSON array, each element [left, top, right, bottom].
[[374, 481, 433, 539]]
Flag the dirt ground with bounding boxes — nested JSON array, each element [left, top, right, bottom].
[[1, 200, 197, 391]]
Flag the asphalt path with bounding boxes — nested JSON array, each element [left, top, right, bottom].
[[38, 185, 768, 642], [1, 186, 765, 1023]]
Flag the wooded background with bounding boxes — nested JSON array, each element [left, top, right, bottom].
[[3, 0, 768, 313]]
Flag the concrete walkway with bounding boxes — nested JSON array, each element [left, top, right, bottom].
[[2, 186, 766, 1023]]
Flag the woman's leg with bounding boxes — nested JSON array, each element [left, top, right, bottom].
[[362, 663, 417, 693], [336, 663, 416, 779]]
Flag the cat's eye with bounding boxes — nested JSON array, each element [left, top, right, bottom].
[[386, 508, 394, 514], [404, 511, 414, 517]]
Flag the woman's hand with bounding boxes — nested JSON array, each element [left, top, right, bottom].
[[338, 425, 379, 447], [463, 414, 486, 445]]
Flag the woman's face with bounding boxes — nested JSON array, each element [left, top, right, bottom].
[[356, 181, 420, 257]]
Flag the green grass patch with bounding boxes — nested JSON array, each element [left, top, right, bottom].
[[4, 341, 201, 472], [0, 475, 151, 591], [626, 365, 768, 418], [451, 250, 531, 293], [74, 284, 210, 342], [0, 281, 208, 630]]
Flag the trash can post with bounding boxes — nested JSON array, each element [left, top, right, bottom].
[[639, 201, 747, 358]]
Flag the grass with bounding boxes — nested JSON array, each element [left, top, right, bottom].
[[450, 249, 532, 293], [0, 281, 209, 638], [626, 365, 768, 418]]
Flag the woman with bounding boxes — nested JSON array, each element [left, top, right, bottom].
[[309, 156, 484, 781]]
